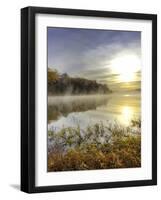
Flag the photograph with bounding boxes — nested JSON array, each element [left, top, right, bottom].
[[21, 6, 157, 193], [47, 27, 141, 172]]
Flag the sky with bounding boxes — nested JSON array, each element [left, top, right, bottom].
[[48, 27, 141, 91]]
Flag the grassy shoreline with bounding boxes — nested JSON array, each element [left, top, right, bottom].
[[48, 120, 141, 172]]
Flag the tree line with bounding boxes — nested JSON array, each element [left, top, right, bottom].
[[48, 68, 112, 95]]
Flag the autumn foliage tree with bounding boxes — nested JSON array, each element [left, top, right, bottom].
[[48, 68, 59, 83], [48, 68, 111, 95]]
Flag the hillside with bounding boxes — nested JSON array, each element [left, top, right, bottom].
[[48, 68, 112, 95]]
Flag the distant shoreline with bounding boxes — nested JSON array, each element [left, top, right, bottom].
[[48, 68, 112, 95]]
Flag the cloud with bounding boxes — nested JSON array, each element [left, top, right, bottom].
[[48, 27, 141, 91]]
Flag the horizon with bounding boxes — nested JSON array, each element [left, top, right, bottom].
[[48, 27, 141, 92]]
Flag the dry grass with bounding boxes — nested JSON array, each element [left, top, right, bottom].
[[48, 120, 141, 172]]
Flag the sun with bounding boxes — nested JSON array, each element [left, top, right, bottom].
[[111, 54, 141, 82]]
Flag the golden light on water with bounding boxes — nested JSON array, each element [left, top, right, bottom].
[[120, 106, 133, 125], [111, 54, 141, 83]]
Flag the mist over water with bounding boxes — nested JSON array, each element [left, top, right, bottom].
[[48, 91, 141, 132], [47, 27, 142, 171]]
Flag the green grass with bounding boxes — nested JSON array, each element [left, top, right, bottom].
[[48, 120, 141, 172]]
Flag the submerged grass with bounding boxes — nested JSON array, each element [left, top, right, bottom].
[[48, 120, 141, 172]]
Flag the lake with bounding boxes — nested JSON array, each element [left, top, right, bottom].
[[48, 92, 141, 132]]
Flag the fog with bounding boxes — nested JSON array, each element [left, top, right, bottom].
[[48, 92, 141, 131]]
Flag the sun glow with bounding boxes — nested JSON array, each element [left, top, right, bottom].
[[121, 106, 133, 125], [111, 54, 141, 82]]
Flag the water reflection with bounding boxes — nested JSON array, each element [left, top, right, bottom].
[[48, 92, 140, 131], [48, 95, 110, 122], [120, 106, 133, 126]]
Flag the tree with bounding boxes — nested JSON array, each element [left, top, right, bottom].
[[48, 68, 59, 83]]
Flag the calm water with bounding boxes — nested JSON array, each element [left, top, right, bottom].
[[48, 92, 141, 132]]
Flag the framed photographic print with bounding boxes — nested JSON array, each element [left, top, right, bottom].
[[21, 6, 157, 193]]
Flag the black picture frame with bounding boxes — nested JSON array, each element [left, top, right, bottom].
[[21, 6, 157, 193]]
